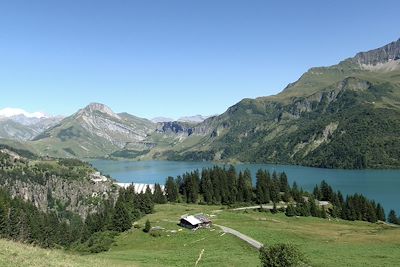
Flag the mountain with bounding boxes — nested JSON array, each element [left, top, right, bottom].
[[31, 103, 157, 158], [151, 117, 174, 123], [161, 38, 400, 168], [0, 108, 63, 141], [5, 39, 400, 169], [178, 115, 214, 123]]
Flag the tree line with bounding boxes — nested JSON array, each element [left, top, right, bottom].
[[164, 165, 388, 223], [0, 185, 155, 253], [388, 210, 400, 225]]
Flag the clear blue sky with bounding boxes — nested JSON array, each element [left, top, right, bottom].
[[0, 0, 399, 119]]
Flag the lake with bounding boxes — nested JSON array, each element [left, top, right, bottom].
[[89, 159, 400, 214]]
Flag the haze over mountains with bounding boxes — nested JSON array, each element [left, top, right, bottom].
[[1, 38, 400, 169]]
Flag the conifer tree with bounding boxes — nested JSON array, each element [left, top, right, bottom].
[[376, 203, 386, 221], [110, 198, 131, 232], [153, 183, 166, 204], [165, 176, 178, 202], [256, 169, 270, 204], [388, 210, 399, 225], [226, 165, 238, 204]]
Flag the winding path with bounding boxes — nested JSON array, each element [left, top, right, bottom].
[[214, 224, 263, 249]]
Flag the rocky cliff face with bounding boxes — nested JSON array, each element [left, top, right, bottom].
[[155, 120, 214, 137], [0, 150, 118, 218], [351, 39, 400, 65], [3, 175, 117, 218], [75, 103, 155, 148]]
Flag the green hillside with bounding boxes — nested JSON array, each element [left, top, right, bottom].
[[4, 39, 399, 169], [1, 203, 399, 267], [165, 40, 400, 168]]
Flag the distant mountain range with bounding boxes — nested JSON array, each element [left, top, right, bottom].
[[0, 108, 63, 141], [151, 115, 213, 123], [1, 38, 400, 169]]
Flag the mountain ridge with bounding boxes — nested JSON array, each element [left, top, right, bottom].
[[1, 38, 400, 168]]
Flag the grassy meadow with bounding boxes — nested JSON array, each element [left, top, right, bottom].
[[1, 203, 400, 266]]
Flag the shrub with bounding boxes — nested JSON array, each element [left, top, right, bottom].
[[150, 230, 162, 238], [75, 231, 118, 253], [144, 219, 151, 233], [259, 243, 307, 267], [285, 204, 296, 217]]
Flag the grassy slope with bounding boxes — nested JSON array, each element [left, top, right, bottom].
[[97, 204, 259, 267], [1, 203, 399, 266], [215, 209, 400, 267], [100, 204, 400, 267], [0, 239, 131, 267]]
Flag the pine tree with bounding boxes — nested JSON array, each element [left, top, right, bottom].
[[243, 169, 253, 202], [226, 165, 238, 204], [291, 182, 301, 202], [269, 179, 280, 203], [308, 196, 319, 217], [211, 168, 222, 203], [388, 210, 399, 225], [256, 169, 270, 204], [376, 203, 385, 221], [279, 172, 289, 194], [0, 202, 8, 237], [153, 184, 166, 204], [313, 185, 322, 200], [165, 176, 179, 202], [237, 172, 245, 202], [110, 198, 131, 232], [200, 169, 213, 204]]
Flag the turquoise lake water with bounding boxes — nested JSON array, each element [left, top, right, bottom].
[[90, 160, 400, 215]]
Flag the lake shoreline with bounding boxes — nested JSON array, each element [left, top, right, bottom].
[[89, 159, 400, 215]]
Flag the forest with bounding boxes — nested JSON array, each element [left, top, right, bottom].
[[164, 165, 395, 224]]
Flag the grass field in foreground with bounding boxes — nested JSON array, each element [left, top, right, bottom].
[[1, 203, 400, 266], [0, 238, 131, 267]]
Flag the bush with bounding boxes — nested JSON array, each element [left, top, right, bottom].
[[75, 231, 118, 253], [144, 219, 151, 233], [150, 230, 162, 238], [259, 243, 306, 267], [285, 204, 296, 217]]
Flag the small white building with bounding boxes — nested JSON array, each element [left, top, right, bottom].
[[180, 214, 212, 229], [90, 172, 108, 182]]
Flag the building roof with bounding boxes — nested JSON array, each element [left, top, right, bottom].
[[194, 214, 211, 223], [181, 215, 202, 226]]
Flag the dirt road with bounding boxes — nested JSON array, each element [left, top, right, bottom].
[[214, 224, 263, 249]]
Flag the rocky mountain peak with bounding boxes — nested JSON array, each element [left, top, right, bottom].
[[351, 38, 400, 66], [81, 103, 120, 119]]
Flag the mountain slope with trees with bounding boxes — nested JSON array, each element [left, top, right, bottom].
[[2, 39, 399, 169], [165, 39, 400, 169]]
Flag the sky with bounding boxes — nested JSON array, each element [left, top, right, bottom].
[[0, 0, 399, 119]]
